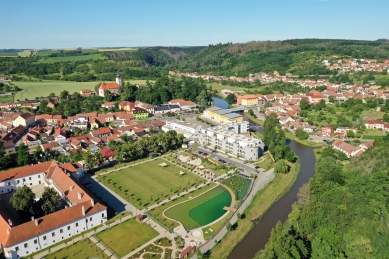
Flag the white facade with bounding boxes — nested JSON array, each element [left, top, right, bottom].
[[0, 172, 45, 194], [162, 120, 202, 137], [6, 207, 106, 259]]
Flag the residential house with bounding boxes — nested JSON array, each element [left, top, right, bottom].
[[80, 89, 94, 97], [332, 140, 363, 158], [236, 95, 258, 106], [132, 107, 149, 119], [154, 105, 181, 115], [118, 101, 135, 111], [321, 126, 334, 137], [365, 119, 387, 130], [53, 128, 67, 141], [13, 113, 35, 127], [100, 147, 115, 160]]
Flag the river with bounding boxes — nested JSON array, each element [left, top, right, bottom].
[[227, 118, 317, 259], [212, 96, 229, 109]]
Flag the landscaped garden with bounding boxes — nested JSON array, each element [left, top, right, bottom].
[[97, 159, 203, 208], [222, 176, 251, 200], [45, 239, 106, 259], [164, 185, 232, 230], [148, 183, 216, 231], [97, 219, 159, 258]]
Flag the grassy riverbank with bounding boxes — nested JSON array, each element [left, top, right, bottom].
[[245, 112, 264, 125], [208, 160, 300, 259]]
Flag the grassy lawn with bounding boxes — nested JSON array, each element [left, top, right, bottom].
[[165, 186, 231, 230], [375, 75, 389, 79], [14, 81, 99, 100], [37, 54, 107, 63], [97, 219, 159, 258], [284, 130, 322, 147], [0, 52, 18, 57], [45, 239, 107, 259], [363, 129, 386, 136], [0, 95, 14, 102], [207, 83, 250, 93], [256, 153, 274, 170], [202, 213, 230, 240], [245, 112, 264, 125], [361, 110, 384, 120], [97, 159, 203, 208], [209, 161, 299, 259], [148, 183, 216, 231]]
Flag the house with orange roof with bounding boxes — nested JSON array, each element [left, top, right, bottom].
[[118, 101, 135, 112], [98, 74, 122, 97], [0, 162, 106, 258], [236, 95, 258, 106]]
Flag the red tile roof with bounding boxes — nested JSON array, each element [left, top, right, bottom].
[[0, 161, 56, 182], [99, 82, 120, 90]]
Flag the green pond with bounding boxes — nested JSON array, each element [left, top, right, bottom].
[[189, 188, 232, 226]]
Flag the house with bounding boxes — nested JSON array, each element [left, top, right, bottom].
[[89, 118, 102, 130], [100, 147, 115, 160], [332, 140, 363, 158], [135, 101, 155, 114], [0, 121, 12, 131], [335, 127, 357, 138], [53, 128, 67, 141], [80, 89, 94, 97], [154, 105, 181, 115], [0, 162, 107, 259], [168, 99, 197, 110], [118, 101, 135, 111], [365, 119, 386, 129], [321, 126, 333, 137], [98, 74, 122, 97], [13, 113, 35, 127], [101, 102, 115, 109], [47, 101, 55, 109], [132, 107, 149, 119], [236, 95, 259, 106], [2, 141, 15, 153]]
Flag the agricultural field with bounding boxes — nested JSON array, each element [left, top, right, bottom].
[[207, 83, 249, 94], [97, 219, 159, 258], [14, 81, 100, 100], [222, 176, 251, 200], [45, 239, 106, 259], [0, 95, 14, 103], [0, 52, 18, 57], [17, 50, 33, 57], [164, 185, 232, 230], [37, 53, 107, 63], [97, 159, 203, 209], [96, 47, 138, 52], [148, 183, 216, 231]]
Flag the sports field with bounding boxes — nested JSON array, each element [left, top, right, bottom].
[[97, 219, 158, 258], [98, 159, 203, 208], [14, 81, 99, 100], [164, 185, 232, 230]]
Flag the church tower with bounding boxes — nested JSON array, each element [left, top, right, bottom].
[[116, 72, 122, 87]]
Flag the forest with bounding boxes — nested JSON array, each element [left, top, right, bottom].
[[257, 137, 389, 258], [1, 39, 389, 82]]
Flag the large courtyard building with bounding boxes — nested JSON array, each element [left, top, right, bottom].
[[203, 107, 243, 124], [198, 121, 264, 160], [0, 162, 107, 259]]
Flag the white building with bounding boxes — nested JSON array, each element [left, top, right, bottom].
[[162, 120, 202, 138], [0, 161, 107, 259], [198, 121, 264, 161]]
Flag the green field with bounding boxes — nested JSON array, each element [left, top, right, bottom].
[[165, 185, 231, 230], [97, 219, 159, 258], [45, 239, 106, 259], [207, 83, 249, 93], [0, 95, 14, 103], [37, 53, 107, 63], [14, 81, 99, 100], [98, 159, 203, 209], [36, 50, 63, 56], [17, 50, 33, 57], [0, 52, 18, 57]]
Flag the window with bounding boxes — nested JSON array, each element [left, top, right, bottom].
[[15, 246, 19, 251], [43, 236, 46, 240], [23, 178, 25, 182], [90, 217, 92, 221], [17, 180, 20, 184], [38, 175, 40, 178], [67, 226, 70, 230], [102, 213, 105, 218], [60, 229, 63, 233], [7, 182, 10, 186], [52, 232, 55, 237], [24, 243, 28, 248], [75, 223, 78, 227], [34, 239, 37, 244], [29, 177, 31, 180]]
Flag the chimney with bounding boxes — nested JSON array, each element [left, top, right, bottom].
[[35, 219, 38, 226], [31, 216, 34, 221], [78, 192, 82, 200], [91, 199, 95, 206], [8, 219, 12, 226], [82, 205, 85, 216]]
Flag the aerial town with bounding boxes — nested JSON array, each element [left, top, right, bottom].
[[1, 1, 389, 258]]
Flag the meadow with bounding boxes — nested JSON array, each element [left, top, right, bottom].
[[0, 52, 18, 57], [98, 159, 203, 209], [164, 185, 231, 230], [97, 219, 159, 258], [14, 81, 99, 100]]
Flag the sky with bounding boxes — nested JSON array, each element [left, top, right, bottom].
[[0, 0, 388, 49]]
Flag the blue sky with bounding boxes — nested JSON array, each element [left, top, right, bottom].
[[1, 0, 388, 49]]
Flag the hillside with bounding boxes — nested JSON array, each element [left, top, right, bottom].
[[1, 39, 389, 82], [256, 137, 389, 258]]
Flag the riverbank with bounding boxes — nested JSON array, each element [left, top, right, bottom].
[[284, 130, 323, 148], [245, 112, 264, 125], [208, 160, 300, 259]]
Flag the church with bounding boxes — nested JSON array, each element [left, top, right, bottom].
[[98, 73, 122, 97]]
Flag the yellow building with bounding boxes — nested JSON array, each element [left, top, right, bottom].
[[240, 95, 259, 106], [203, 107, 243, 123]]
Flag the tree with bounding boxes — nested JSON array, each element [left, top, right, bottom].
[[0, 142, 13, 170], [225, 93, 237, 105], [60, 90, 69, 100], [295, 128, 309, 140], [383, 113, 389, 123], [299, 99, 310, 111], [18, 143, 29, 166], [10, 186, 36, 214], [346, 130, 355, 138], [40, 187, 58, 215], [104, 90, 113, 102], [274, 159, 289, 174]]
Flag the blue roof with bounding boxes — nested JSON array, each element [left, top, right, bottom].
[[225, 113, 242, 119], [207, 107, 222, 112], [215, 110, 230, 115]]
